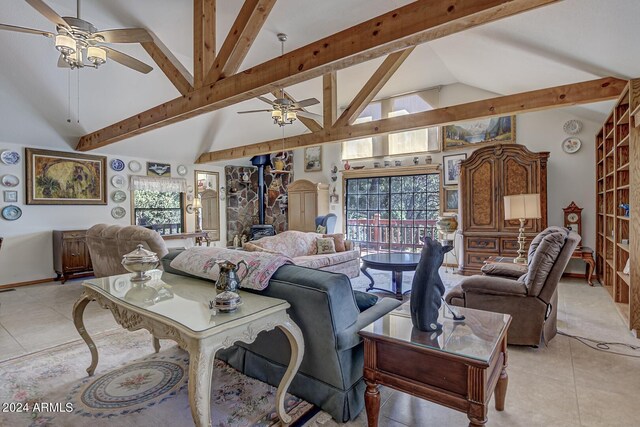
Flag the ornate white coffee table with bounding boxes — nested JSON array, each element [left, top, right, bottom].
[[73, 271, 304, 427]]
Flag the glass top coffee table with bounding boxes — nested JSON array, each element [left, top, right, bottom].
[[359, 303, 511, 426], [73, 271, 304, 427], [360, 253, 422, 300]]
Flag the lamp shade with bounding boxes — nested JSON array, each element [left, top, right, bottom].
[[193, 196, 202, 209], [504, 194, 541, 220]]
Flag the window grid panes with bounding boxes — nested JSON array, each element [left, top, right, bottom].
[[345, 173, 440, 254]]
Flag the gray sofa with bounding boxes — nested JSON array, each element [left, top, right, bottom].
[[162, 249, 401, 422]]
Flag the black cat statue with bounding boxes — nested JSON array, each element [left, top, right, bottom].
[[410, 237, 453, 332]]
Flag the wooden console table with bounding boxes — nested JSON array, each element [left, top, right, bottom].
[[360, 303, 511, 427], [485, 246, 596, 286]]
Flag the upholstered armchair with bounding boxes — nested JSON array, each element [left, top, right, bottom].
[[315, 213, 337, 234], [446, 227, 581, 346], [86, 224, 168, 278]]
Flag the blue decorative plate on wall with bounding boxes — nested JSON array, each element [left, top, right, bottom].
[[2, 205, 22, 221], [110, 159, 125, 171], [1, 151, 20, 165]]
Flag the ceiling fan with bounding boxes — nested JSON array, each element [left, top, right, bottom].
[[0, 0, 153, 73], [237, 33, 321, 126], [238, 95, 322, 127]]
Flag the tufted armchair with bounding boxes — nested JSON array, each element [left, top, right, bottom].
[[86, 224, 168, 278], [446, 227, 581, 346]]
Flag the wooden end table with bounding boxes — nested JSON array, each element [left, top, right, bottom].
[[361, 253, 422, 300], [73, 271, 304, 427], [485, 246, 596, 286], [359, 303, 511, 427]]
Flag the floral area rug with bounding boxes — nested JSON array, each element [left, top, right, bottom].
[[0, 329, 316, 427]]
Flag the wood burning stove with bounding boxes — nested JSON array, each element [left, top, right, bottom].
[[249, 155, 276, 240]]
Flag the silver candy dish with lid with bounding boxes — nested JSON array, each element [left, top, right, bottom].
[[214, 290, 242, 313], [121, 244, 159, 282]]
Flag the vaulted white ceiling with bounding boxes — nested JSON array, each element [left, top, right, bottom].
[[1, 0, 639, 163]]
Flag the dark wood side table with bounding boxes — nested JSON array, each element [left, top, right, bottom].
[[361, 253, 422, 300], [359, 303, 511, 427], [485, 246, 596, 286]]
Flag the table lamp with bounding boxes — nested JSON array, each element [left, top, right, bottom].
[[503, 194, 541, 264], [193, 196, 202, 232]]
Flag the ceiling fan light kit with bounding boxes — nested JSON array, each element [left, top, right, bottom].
[[237, 33, 321, 127], [0, 0, 152, 73]]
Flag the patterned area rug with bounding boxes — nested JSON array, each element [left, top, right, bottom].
[[0, 329, 316, 427]]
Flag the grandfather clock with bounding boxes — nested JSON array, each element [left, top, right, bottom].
[[563, 202, 583, 240]]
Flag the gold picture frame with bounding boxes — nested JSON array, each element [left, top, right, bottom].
[[442, 115, 516, 151], [26, 148, 107, 205]]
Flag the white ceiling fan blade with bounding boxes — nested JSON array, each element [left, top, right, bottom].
[[292, 98, 320, 108], [102, 46, 153, 74], [94, 28, 153, 43], [237, 109, 272, 114], [256, 96, 275, 106], [0, 23, 54, 37], [25, 0, 69, 28], [57, 55, 70, 68], [296, 111, 323, 120]]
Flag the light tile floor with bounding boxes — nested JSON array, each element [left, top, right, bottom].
[[1, 275, 639, 426]]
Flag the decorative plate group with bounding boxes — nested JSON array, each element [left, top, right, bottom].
[[1, 151, 21, 220]]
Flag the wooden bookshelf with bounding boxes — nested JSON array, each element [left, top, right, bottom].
[[595, 79, 639, 334]]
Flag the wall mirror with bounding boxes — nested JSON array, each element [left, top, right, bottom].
[[195, 170, 220, 240]]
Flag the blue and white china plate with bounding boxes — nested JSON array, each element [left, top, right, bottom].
[[1, 151, 20, 165], [111, 206, 126, 219], [2, 205, 22, 220], [110, 159, 125, 171], [1, 174, 19, 187]]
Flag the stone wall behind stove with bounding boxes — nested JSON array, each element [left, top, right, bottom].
[[225, 151, 293, 246]]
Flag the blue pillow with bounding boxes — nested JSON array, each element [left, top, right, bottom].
[[354, 290, 378, 312]]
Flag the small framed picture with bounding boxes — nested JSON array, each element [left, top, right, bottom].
[[443, 153, 467, 186], [304, 146, 322, 172], [3, 190, 18, 203], [443, 187, 458, 213], [147, 162, 171, 177]]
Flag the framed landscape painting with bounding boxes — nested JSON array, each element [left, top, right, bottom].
[[443, 115, 515, 151], [26, 148, 107, 205]]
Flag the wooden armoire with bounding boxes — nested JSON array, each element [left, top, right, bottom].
[[459, 144, 550, 275], [287, 180, 329, 232]]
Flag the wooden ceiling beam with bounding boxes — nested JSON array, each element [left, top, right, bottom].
[[271, 90, 323, 132], [335, 47, 414, 127], [194, 0, 216, 88], [196, 77, 627, 162], [77, 0, 559, 151], [204, 0, 276, 84], [141, 35, 194, 96], [323, 72, 337, 129]]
